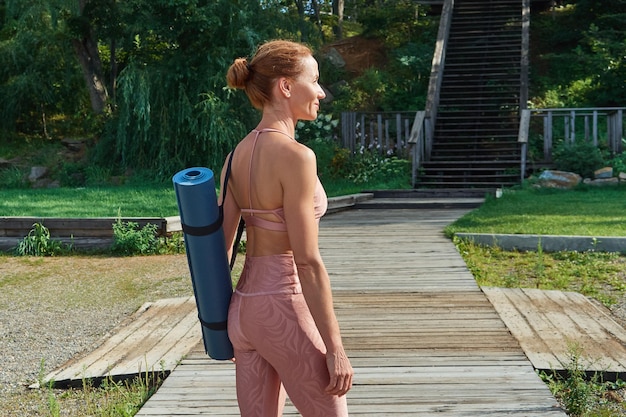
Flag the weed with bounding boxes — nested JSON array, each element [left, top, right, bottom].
[[540, 345, 626, 416], [157, 231, 186, 255], [42, 368, 167, 416], [14, 222, 71, 256], [111, 218, 159, 256], [0, 166, 27, 188]]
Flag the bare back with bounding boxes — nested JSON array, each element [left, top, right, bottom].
[[225, 129, 326, 257]]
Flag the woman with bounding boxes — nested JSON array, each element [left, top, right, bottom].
[[219, 40, 353, 417]]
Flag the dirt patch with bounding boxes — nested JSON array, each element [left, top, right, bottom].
[[322, 36, 388, 75]]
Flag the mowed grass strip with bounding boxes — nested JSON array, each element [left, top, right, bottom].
[[0, 186, 180, 218], [446, 186, 626, 237]]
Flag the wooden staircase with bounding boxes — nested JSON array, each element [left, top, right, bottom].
[[418, 0, 525, 188]]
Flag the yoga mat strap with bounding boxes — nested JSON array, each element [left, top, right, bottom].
[[181, 210, 223, 236], [199, 316, 228, 331]]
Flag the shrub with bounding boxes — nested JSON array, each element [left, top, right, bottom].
[[346, 151, 411, 185], [296, 113, 339, 143], [552, 141, 605, 178], [111, 219, 159, 256], [606, 152, 626, 175], [0, 166, 27, 189]]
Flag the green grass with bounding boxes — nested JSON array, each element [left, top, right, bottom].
[[0, 185, 180, 217], [455, 238, 626, 307], [445, 185, 626, 237], [0, 178, 409, 218]]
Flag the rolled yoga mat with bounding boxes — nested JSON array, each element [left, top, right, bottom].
[[172, 167, 234, 360]]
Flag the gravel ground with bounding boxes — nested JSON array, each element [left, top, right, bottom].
[[0, 255, 193, 416]]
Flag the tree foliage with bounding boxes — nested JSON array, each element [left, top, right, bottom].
[[530, 1, 626, 107], [0, 0, 86, 136], [1, 0, 623, 184]]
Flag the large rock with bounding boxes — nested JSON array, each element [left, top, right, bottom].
[[537, 170, 582, 189], [28, 166, 48, 183], [594, 167, 613, 179], [325, 47, 346, 68], [584, 177, 619, 186]]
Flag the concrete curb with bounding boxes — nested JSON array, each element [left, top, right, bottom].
[[455, 233, 626, 253]]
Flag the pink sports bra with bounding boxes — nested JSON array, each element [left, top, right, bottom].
[[240, 128, 328, 232]]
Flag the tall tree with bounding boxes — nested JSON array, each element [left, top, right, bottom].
[[333, 0, 344, 39], [69, 0, 109, 114]]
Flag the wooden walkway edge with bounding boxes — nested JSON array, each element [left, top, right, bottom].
[[37, 296, 201, 388], [483, 287, 626, 378], [136, 206, 567, 416]]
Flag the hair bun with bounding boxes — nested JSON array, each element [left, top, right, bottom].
[[226, 58, 250, 89]]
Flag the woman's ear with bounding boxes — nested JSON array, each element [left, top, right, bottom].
[[278, 77, 292, 98]]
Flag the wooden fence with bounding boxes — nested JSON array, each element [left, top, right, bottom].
[[341, 107, 624, 186], [340, 111, 418, 157], [518, 107, 625, 176]]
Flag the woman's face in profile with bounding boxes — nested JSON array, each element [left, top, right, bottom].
[[288, 55, 326, 122]]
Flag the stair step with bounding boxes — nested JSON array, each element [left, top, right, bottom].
[[437, 110, 521, 116], [443, 74, 521, 80], [446, 56, 521, 64], [415, 181, 519, 189], [422, 159, 519, 169], [433, 137, 519, 144], [430, 146, 520, 153]]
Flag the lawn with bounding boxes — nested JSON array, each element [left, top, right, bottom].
[[0, 179, 407, 218], [445, 185, 626, 237]]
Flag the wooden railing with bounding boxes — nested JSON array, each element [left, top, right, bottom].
[[518, 107, 625, 177], [340, 111, 418, 156]]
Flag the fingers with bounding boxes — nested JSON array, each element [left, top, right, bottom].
[[325, 351, 354, 397], [326, 372, 352, 396]]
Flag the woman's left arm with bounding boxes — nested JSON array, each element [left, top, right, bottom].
[[282, 145, 353, 397]]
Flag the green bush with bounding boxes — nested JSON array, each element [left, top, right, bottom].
[[606, 152, 626, 175], [347, 152, 411, 185], [307, 136, 411, 187], [0, 166, 27, 189], [111, 219, 159, 256], [14, 222, 69, 256], [552, 141, 605, 178], [296, 113, 339, 143]]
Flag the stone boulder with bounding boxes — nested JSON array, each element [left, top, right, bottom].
[[28, 166, 48, 183], [594, 167, 613, 179], [584, 177, 619, 186], [325, 47, 346, 68], [537, 170, 582, 189]]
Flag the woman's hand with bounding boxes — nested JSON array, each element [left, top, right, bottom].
[[325, 350, 354, 397]]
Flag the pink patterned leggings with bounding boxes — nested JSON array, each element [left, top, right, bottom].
[[227, 254, 349, 417]]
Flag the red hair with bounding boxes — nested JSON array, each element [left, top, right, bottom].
[[227, 40, 312, 109]]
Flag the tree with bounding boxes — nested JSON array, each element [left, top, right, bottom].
[[0, 0, 88, 136], [92, 0, 293, 176], [68, 0, 109, 114], [333, 0, 344, 39]]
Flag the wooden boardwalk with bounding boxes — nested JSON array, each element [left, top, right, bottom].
[[484, 287, 626, 377], [136, 207, 566, 416]]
